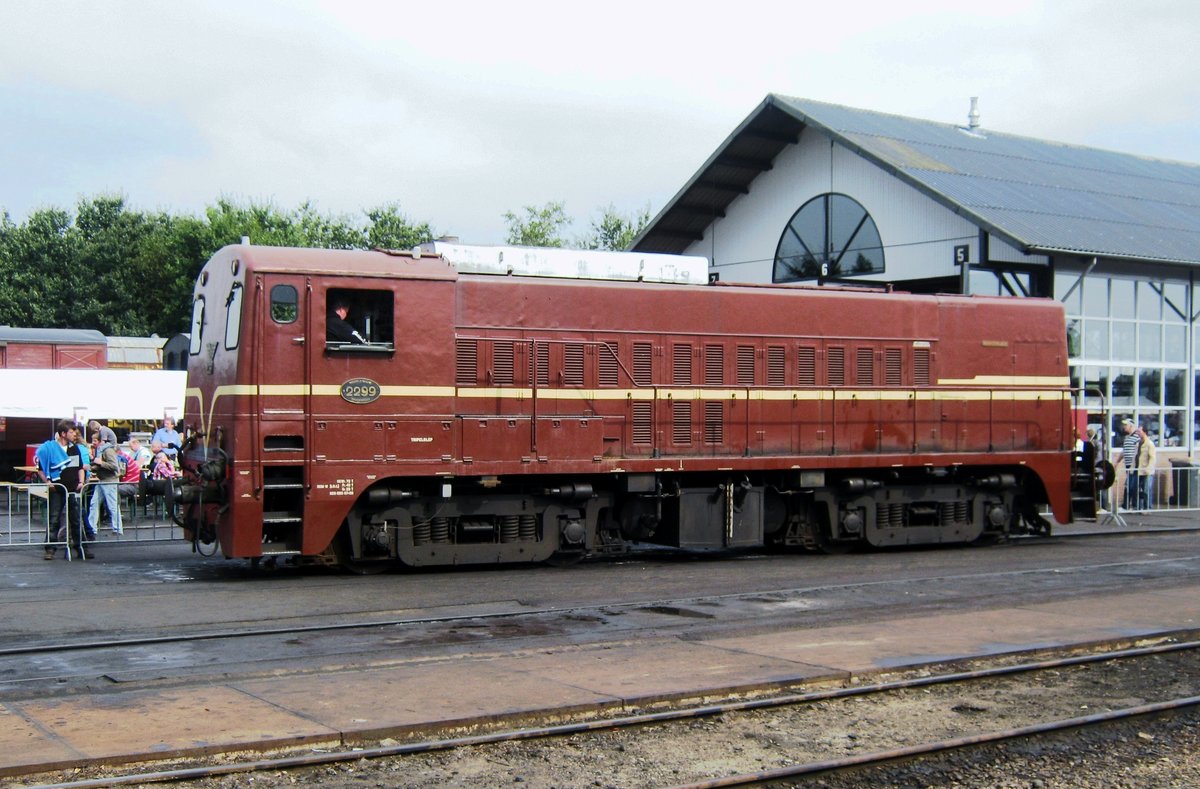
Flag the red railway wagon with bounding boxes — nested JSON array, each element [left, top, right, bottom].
[[0, 327, 108, 480], [178, 244, 1088, 571]]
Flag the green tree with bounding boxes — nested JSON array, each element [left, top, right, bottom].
[[365, 203, 435, 249], [0, 195, 434, 335], [582, 203, 652, 251], [122, 213, 213, 336], [503, 201, 571, 247], [0, 206, 79, 329], [202, 199, 312, 248], [72, 195, 166, 334], [295, 201, 365, 250]]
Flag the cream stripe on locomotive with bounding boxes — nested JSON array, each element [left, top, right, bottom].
[[186, 380, 1070, 445], [193, 382, 1070, 402], [188, 380, 1068, 410]]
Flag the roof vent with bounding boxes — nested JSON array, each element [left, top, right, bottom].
[[967, 97, 980, 131]]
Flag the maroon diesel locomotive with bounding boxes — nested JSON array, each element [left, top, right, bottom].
[[177, 244, 1088, 571]]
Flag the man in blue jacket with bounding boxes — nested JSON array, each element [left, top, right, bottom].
[[35, 420, 91, 560]]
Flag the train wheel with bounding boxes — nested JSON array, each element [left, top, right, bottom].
[[545, 549, 584, 568], [808, 508, 856, 555], [814, 531, 856, 555], [332, 524, 390, 575]]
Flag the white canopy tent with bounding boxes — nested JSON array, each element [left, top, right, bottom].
[[0, 369, 187, 422]]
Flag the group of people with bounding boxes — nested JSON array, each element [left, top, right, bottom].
[[1119, 417, 1157, 512], [33, 417, 183, 560]]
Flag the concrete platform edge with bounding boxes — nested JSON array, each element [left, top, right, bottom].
[[4, 626, 1199, 780]]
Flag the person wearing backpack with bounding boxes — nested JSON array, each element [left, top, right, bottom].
[[87, 429, 123, 537]]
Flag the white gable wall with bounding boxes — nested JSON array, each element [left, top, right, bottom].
[[683, 129, 1044, 283]]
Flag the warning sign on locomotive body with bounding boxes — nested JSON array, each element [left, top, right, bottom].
[[177, 243, 1088, 571]]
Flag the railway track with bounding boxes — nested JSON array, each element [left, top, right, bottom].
[[673, 696, 1200, 788], [7, 550, 1200, 697], [6, 531, 1199, 784], [22, 637, 1200, 788]]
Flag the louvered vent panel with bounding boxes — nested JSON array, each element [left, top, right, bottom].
[[885, 348, 902, 387], [914, 347, 931, 386], [494, 342, 514, 385], [673, 401, 692, 444], [528, 343, 549, 386], [704, 401, 724, 444], [632, 401, 653, 445], [798, 347, 816, 386], [563, 344, 584, 386], [599, 342, 619, 386], [455, 339, 477, 386], [736, 345, 755, 385], [767, 346, 785, 387], [857, 348, 874, 386], [673, 344, 692, 385], [827, 347, 845, 387], [633, 342, 653, 386], [704, 345, 724, 385]]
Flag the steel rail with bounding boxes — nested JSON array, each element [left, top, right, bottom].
[[670, 695, 1200, 788], [24, 638, 1200, 789], [0, 604, 542, 658], [5, 546, 1200, 660]]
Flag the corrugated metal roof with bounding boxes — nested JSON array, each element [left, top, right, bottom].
[[106, 335, 166, 367], [634, 95, 1200, 265]]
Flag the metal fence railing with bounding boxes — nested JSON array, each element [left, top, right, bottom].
[[1098, 461, 1200, 516], [1, 478, 185, 556], [0, 480, 62, 551]]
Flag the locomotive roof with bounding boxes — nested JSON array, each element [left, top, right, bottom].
[[419, 241, 708, 284], [217, 245, 1063, 315], [461, 269, 1061, 307], [635, 95, 1200, 266], [226, 245, 460, 281], [217, 244, 709, 285]]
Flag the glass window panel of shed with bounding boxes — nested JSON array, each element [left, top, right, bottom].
[[1055, 271, 1082, 315], [1061, 270, 1197, 453]]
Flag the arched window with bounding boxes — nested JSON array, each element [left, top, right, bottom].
[[774, 194, 885, 283]]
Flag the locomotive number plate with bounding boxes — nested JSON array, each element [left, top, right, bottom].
[[341, 378, 381, 404]]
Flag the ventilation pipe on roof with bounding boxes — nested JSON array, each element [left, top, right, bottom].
[[967, 97, 980, 130]]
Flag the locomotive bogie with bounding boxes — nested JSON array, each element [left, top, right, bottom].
[[307, 464, 1043, 567], [345, 483, 606, 567]]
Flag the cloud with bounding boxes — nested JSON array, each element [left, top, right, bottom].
[[2, 0, 1198, 241]]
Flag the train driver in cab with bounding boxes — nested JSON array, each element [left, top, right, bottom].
[[327, 298, 367, 345]]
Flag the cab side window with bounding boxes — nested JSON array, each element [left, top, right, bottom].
[[325, 288, 395, 353], [224, 283, 244, 351], [188, 298, 205, 355], [270, 285, 298, 324]]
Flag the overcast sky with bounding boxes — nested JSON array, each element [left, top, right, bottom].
[[2, 0, 1198, 244]]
